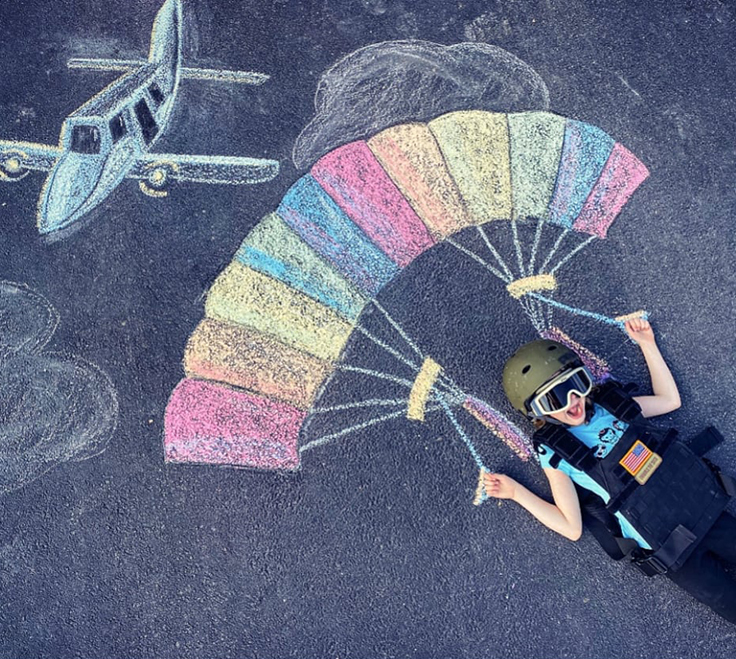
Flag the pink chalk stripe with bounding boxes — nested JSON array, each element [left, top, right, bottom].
[[573, 142, 650, 238], [311, 141, 435, 268], [368, 129, 466, 239], [164, 378, 304, 470]]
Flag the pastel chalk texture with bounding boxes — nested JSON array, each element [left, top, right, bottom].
[[463, 396, 532, 461], [473, 468, 489, 506], [164, 378, 304, 470], [614, 310, 648, 323], [429, 111, 512, 224], [541, 326, 610, 383], [184, 318, 334, 409], [548, 120, 615, 230], [505, 273, 557, 299], [236, 211, 368, 322], [311, 140, 436, 268], [508, 112, 566, 221], [205, 262, 354, 362], [367, 122, 472, 239], [406, 357, 442, 422], [278, 174, 399, 296], [573, 142, 649, 238]]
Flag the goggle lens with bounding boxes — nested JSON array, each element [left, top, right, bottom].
[[529, 367, 593, 416]]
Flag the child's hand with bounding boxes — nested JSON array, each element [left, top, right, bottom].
[[624, 318, 656, 345], [482, 472, 517, 500]]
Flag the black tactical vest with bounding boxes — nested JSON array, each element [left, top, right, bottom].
[[533, 381, 730, 573]]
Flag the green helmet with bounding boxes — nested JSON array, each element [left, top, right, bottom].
[[502, 340, 582, 416]]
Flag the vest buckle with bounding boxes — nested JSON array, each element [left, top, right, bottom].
[[631, 551, 669, 577]]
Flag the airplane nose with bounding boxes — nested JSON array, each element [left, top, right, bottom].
[[38, 187, 68, 234], [37, 155, 102, 234]]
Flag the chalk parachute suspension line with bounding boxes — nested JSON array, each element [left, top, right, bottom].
[[163, 110, 648, 496], [437, 112, 650, 345]]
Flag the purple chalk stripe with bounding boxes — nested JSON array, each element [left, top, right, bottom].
[[463, 396, 532, 460]]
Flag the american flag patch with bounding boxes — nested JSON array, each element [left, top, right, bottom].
[[620, 440, 652, 475]]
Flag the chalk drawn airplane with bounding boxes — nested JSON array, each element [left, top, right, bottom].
[[0, 0, 279, 237]]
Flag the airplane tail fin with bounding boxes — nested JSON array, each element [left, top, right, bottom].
[[147, 0, 267, 85], [69, 0, 267, 86], [148, 0, 182, 67]]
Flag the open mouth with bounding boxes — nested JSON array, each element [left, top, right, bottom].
[[566, 398, 584, 421]]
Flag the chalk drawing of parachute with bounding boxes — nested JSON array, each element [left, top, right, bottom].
[[163, 110, 649, 490]]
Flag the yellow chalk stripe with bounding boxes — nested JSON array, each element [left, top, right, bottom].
[[506, 274, 557, 299], [429, 111, 512, 225], [407, 357, 443, 422], [614, 310, 648, 323], [205, 262, 354, 362], [368, 122, 472, 239]]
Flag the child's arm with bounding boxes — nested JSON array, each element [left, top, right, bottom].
[[625, 318, 681, 418], [482, 470, 583, 541]]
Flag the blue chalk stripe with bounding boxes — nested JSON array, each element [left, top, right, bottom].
[[437, 394, 487, 472], [235, 244, 364, 321], [548, 120, 614, 230], [528, 292, 638, 327], [278, 175, 399, 296]]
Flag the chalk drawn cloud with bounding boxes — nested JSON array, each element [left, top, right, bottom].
[[0, 282, 118, 494], [293, 40, 550, 168]]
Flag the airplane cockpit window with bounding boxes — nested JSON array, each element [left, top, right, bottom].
[[148, 82, 165, 107], [110, 113, 127, 144], [134, 98, 159, 145], [70, 125, 101, 154]]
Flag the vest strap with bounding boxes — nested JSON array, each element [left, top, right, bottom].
[[605, 478, 639, 514], [688, 426, 724, 457], [631, 525, 698, 576], [718, 472, 736, 497], [534, 423, 597, 471], [595, 381, 643, 424]]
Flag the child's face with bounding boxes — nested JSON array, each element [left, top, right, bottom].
[[547, 393, 587, 426]]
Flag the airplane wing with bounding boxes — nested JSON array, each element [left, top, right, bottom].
[[128, 153, 279, 190], [0, 140, 61, 177]]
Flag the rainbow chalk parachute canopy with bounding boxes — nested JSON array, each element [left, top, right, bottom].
[[164, 110, 649, 472]]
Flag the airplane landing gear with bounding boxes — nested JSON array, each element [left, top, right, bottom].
[[139, 161, 178, 197], [0, 151, 30, 181]]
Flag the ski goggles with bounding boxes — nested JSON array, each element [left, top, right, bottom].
[[527, 365, 594, 417]]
